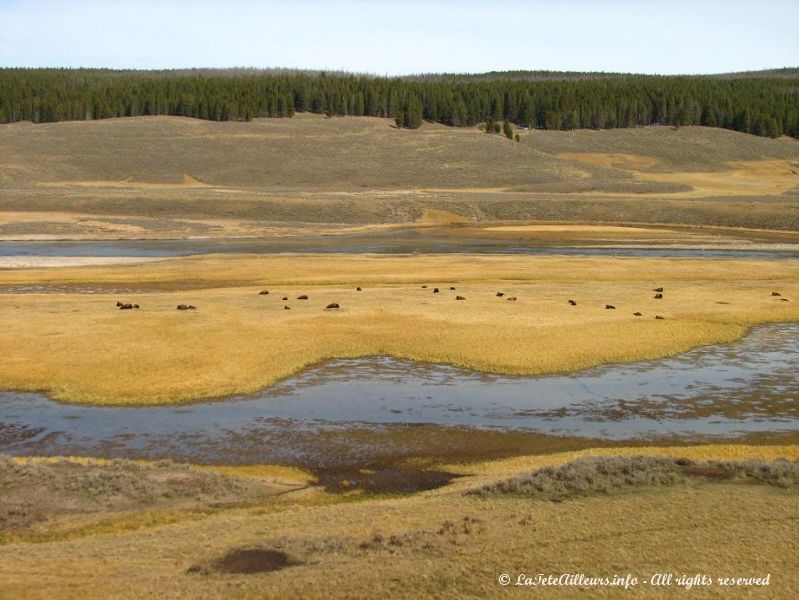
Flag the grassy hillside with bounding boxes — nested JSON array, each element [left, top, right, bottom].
[[1, 115, 798, 230]]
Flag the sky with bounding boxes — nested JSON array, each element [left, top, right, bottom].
[[1, 0, 797, 75]]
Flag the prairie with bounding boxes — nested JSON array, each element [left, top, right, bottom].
[[1, 115, 798, 599], [1, 115, 798, 233], [1, 444, 797, 600], [0, 253, 797, 404]]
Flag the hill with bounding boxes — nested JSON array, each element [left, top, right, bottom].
[[0, 115, 797, 231]]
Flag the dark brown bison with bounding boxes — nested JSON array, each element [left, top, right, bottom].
[[654, 293, 663, 299], [326, 303, 340, 309], [116, 301, 124, 307], [633, 312, 642, 316], [297, 295, 309, 300], [421, 285, 428, 289], [133, 304, 139, 309], [455, 296, 465, 300], [433, 288, 440, 293], [119, 303, 134, 310], [772, 291, 781, 296], [496, 292, 505, 297], [449, 287, 456, 290], [284, 305, 291, 310], [568, 299, 577, 306], [177, 304, 197, 311], [506, 296, 517, 301], [655, 315, 664, 320], [605, 304, 616, 310], [356, 287, 362, 291], [653, 287, 664, 292], [259, 290, 269, 295], [282, 296, 288, 301]]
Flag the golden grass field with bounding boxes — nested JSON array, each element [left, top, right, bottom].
[[0, 253, 797, 404], [1, 444, 797, 600]]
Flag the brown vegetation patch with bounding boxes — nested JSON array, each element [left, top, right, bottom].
[[470, 456, 799, 501], [0, 455, 290, 536], [189, 548, 295, 575]]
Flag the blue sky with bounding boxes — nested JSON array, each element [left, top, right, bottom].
[[1, 0, 797, 74]]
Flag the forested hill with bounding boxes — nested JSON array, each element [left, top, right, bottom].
[[1, 68, 797, 138]]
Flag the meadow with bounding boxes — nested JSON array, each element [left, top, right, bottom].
[[0, 254, 797, 404], [1, 115, 798, 598]]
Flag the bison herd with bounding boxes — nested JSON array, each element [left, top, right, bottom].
[[114, 286, 790, 319]]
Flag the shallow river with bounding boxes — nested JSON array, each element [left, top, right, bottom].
[[3, 231, 799, 259], [1, 324, 797, 470]]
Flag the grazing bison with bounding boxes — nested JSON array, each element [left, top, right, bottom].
[[297, 295, 309, 300], [433, 288, 440, 293], [772, 291, 781, 296], [449, 287, 456, 291], [455, 296, 465, 300], [177, 304, 197, 311], [284, 305, 291, 310], [116, 301, 124, 307], [119, 303, 134, 310], [605, 304, 616, 310], [496, 292, 505, 297], [780, 298, 789, 302], [356, 287, 362, 291], [633, 312, 642, 316], [654, 293, 663, 299], [568, 299, 577, 306], [282, 296, 288, 301], [653, 287, 664, 292], [655, 315, 664, 320], [259, 290, 269, 295], [326, 303, 340, 309], [506, 296, 517, 301]]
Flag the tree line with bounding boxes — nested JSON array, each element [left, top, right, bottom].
[[1, 68, 797, 138]]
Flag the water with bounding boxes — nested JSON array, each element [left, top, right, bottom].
[[1, 324, 797, 467], [3, 232, 799, 259]]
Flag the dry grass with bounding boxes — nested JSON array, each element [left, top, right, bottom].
[[561, 153, 799, 197], [1, 116, 797, 231], [0, 254, 797, 404], [1, 444, 796, 599]]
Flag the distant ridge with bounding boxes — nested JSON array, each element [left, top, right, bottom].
[[1, 67, 797, 138]]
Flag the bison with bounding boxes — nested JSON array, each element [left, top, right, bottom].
[[297, 295, 309, 300], [506, 296, 517, 301], [259, 290, 269, 295], [326, 303, 340, 309], [653, 287, 664, 292], [654, 293, 663, 299], [633, 312, 642, 316], [605, 304, 616, 310], [455, 296, 465, 300], [496, 292, 505, 297], [568, 299, 577, 306]]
